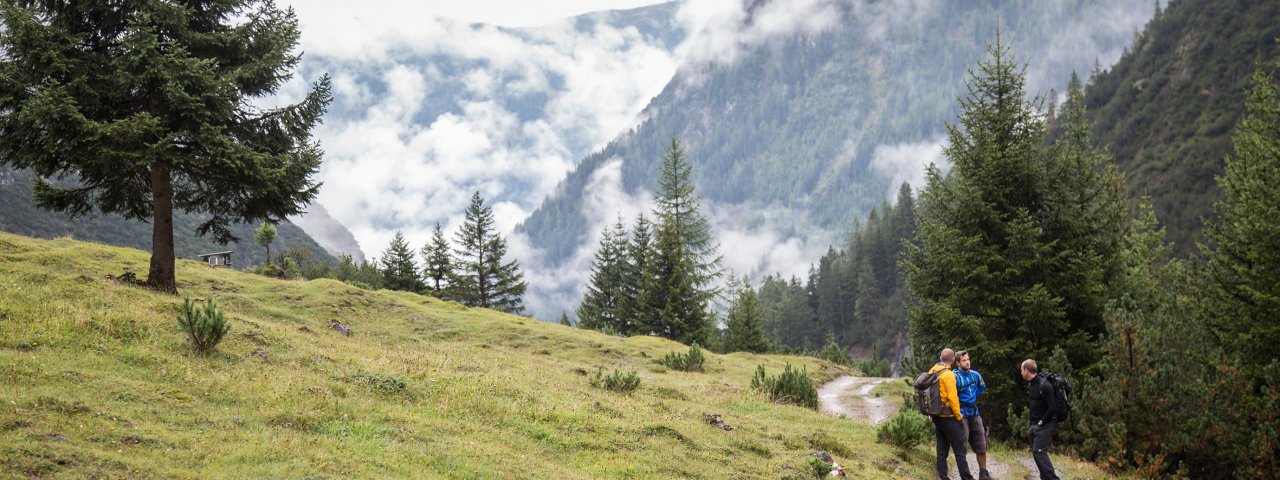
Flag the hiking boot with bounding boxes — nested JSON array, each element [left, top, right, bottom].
[[978, 469, 992, 480]]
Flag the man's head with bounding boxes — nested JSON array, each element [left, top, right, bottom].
[[1020, 359, 1038, 381], [939, 348, 955, 366], [957, 350, 971, 371]]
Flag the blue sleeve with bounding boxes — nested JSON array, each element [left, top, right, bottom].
[[975, 372, 986, 397]]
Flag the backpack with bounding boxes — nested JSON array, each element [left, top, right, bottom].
[[913, 370, 948, 416], [1044, 372, 1073, 421]]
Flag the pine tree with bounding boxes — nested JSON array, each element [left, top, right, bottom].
[[904, 33, 1123, 438], [421, 222, 455, 299], [1203, 65, 1280, 379], [453, 192, 527, 313], [559, 312, 574, 327], [724, 276, 769, 353], [639, 138, 722, 345], [255, 223, 277, 266], [0, 0, 331, 292], [618, 214, 655, 331], [578, 218, 629, 334], [381, 231, 423, 292]]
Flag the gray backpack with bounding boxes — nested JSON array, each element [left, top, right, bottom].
[[913, 370, 948, 416]]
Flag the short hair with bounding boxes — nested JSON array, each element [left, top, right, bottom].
[[1021, 359, 1038, 373], [957, 350, 970, 360], [940, 348, 955, 363]]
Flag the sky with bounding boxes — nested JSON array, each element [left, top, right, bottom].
[[282, 1, 673, 29]]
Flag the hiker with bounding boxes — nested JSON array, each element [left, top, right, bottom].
[[955, 350, 990, 480], [1021, 359, 1061, 480], [929, 348, 974, 480]]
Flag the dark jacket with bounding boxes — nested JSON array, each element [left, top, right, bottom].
[[1027, 373, 1061, 424]]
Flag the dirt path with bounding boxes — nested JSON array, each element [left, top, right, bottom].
[[817, 375, 1043, 479]]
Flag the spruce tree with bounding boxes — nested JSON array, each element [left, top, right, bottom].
[[618, 214, 656, 331], [421, 222, 455, 299], [380, 231, 423, 292], [1203, 65, 1280, 380], [0, 0, 331, 292], [724, 276, 769, 353], [904, 34, 1123, 438], [453, 191, 527, 313], [639, 138, 722, 345], [577, 218, 629, 334]]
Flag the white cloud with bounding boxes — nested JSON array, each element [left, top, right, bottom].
[[869, 136, 946, 198]]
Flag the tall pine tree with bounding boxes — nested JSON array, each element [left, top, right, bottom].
[[639, 138, 722, 345], [904, 34, 1124, 438], [0, 0, 331, 292], [453, 191, 527, 314]]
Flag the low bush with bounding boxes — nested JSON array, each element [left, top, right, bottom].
[[590, 367, 641, 393], [176, 297, 230, 354], [750, 364, 818, 410], [658, 343, 705, 372], [855, 355, 892, 377], [876, 407, 932, 450]]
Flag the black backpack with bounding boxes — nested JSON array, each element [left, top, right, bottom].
[[1043, 372, 1073, 421], [913, 370, 948, 416]]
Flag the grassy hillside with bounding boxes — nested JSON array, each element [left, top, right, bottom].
[[0, 232, 1119, 479]]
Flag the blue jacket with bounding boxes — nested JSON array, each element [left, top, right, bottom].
[[955, 368, 985, 417]]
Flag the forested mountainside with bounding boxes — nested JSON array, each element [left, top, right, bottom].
[[519, 0, 1155, 263], [1080, 0, 1280, 253], [0, 168, 335, 268]]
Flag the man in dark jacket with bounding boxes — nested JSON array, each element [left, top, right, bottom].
[[1021, 359, 1060, 480]]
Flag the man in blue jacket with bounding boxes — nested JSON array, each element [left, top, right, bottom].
[[955, 350, 990, 480]]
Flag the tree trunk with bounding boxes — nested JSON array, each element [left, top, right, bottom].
[[147, 165, 177, 293]]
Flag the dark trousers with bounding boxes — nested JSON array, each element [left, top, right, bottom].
[[932, 416, 974, 480], [1029, 420, 1060, 480]]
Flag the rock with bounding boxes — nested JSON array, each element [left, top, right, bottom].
[[702, 413, 733, 431], [327, 321, 351, 336]]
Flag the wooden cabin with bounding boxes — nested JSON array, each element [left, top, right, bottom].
[[197, 251, 233, 268]]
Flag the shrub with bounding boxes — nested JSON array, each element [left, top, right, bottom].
[[658, 343, 706, 372], [590, 367, 640, 393], [750, 363, 818, 410], [876, 408, 932, 450], [855, 355, 892, 377], [176, 297, 230, 354], [254, 262, 284, 278]]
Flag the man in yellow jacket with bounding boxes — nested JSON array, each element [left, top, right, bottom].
[[929, 348, 973, 480]]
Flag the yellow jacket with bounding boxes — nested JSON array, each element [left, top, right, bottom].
[[929, 363, 963, 420]]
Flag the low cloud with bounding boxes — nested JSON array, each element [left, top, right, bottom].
[[869, 136, 947, 198]]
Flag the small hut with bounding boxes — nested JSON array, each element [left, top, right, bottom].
[[198, 251, 233, 268]]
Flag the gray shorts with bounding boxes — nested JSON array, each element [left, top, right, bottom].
[[962, 414, 989, 454]]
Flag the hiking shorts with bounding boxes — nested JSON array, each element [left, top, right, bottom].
[[962, 414, 989, 454]]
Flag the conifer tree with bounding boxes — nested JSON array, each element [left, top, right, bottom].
[[618, 214, 655, 330], [559, 312, 574, 327], [453, 191, 527, 313], [904, 34, 1123, 437], [421, 222, 455, 299], [639, 138, 722, 345], [1203, 65, 1280, 380], [381, 231, 423, 292], [0, 0, 332, 292], [724, 276, 769, 353], [578, 218, 629, 334]]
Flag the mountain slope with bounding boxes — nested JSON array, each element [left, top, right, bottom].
[[1081, 0, 1280, 252], [0, 168, 335, 268], [517, 0, 1156, 315]]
